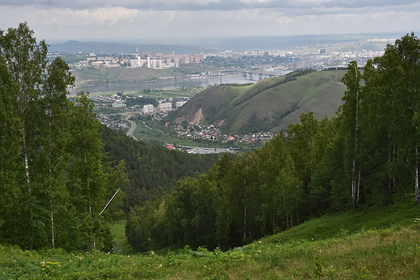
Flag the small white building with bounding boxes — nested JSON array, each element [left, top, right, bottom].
[[176, 101, 187, 109]]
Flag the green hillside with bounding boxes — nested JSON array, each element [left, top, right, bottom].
[[169, 69, 347, 133], [3, 202, 420, 279]]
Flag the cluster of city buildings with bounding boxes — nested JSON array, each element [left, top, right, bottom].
[[72, 51, 204, 70], [174, 123, 276, 144], [96, 114, 129, 130], [204, 38, 393, 76], [69, 38, 392, 76], [142, 99, 188, 115], [89, 95, 127, 108], [89, 95, 188, 114], [130, 52, 203, 69]]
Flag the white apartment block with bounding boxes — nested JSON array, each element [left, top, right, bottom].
[[159, 102, 172, 112], [143, 104, 154, 114], [131, 56, 145, 68], [149, 59, 162, 69]]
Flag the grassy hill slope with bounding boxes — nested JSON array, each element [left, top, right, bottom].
[[3, 201, 420, 279], [169, 70, 347, 133]]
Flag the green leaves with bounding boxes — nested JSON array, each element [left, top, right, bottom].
[[0, 23, 126, 251]]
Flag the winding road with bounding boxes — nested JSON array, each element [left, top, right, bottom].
[[126, 115, 137, 139]]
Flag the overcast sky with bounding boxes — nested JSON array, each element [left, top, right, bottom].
[[0, 0, 419, 43]]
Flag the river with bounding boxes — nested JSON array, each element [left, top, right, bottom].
[[68, 75, 257, 96]]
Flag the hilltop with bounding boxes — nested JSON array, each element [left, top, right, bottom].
[[168, 69, 347, 133]]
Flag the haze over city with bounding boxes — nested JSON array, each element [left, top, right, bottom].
[[0, 0, 419, 44]]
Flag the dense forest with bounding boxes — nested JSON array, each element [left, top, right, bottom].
[[100, 126, 221, 212], [126, 32, 420, 252]]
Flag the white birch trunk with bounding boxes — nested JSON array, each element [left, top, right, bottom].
[[243, 179, 247, 239], [352, 64, 359, 208], [416, 146, 419, 205]]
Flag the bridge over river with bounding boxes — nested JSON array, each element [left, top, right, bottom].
[[219, 69, 287, 81]]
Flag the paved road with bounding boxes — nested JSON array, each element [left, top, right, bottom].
[[101, 112, 139, 140], [186, 147, 234, 154], [143, 120, 152, 130], [126, 116, 136, 139]]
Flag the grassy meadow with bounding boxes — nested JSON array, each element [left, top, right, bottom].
[[110, 221, 135, 255], [2, 200, 420, 279]]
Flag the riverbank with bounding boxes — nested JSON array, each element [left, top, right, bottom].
[[68, 74, 256, 96]]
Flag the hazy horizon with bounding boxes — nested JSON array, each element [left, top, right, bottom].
[[1, 1, 419, 44]]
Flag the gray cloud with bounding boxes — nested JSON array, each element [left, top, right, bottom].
[[2, 0, 420, 12], [1, 0, 418, 41]]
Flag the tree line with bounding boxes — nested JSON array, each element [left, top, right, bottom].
[[126, 33, 420, 251], [0, 23, 129, 251]]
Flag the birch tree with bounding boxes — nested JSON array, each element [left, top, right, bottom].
[[0, 58, 22, 243], [341, 61, 362, 208]]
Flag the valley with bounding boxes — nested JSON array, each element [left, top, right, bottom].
[[2, 20, 420, 280]]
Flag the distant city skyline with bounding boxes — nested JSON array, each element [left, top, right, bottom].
[[0, 0, 419, 44]]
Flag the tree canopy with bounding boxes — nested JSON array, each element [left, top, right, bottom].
[[0, 22, 127, 251]]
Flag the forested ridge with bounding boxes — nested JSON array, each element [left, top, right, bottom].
[[100, 126, 221, 212], [126, 32, 420, 252]]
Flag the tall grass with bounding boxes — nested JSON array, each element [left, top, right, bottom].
[[2, 202, 420, 279]]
